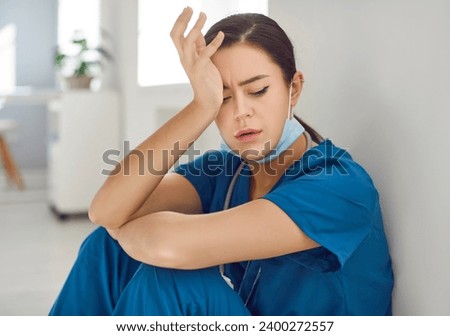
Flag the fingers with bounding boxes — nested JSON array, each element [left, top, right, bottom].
[[170, 7, 225, 69], [185, 12, 207, 45], [184, 12, 208, 65], [195, 34, 206, 54], [202, 31, 225, 59], [171, 8, 209, 65], [170, 7, 193, 51]]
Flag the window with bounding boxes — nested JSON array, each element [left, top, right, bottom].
[[57, 0, 100, 55], [138, 0, 268, 87]]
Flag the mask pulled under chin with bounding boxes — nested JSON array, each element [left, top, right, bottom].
[[219, 118, 305, 163]]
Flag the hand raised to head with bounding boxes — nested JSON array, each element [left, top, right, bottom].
[[170, 7, 225, 115]]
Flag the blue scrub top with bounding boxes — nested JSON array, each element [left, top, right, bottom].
[[175, 139, 394, 316]]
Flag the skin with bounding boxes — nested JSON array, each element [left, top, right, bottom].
[[212, 44, 307, 199], [89, 8, 319, 269]]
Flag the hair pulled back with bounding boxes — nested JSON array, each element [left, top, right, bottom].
[[205, 13, 296, 84], [205, 13, 323, 143]]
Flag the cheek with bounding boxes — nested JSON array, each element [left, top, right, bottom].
[[268, 95, 290, 121], [259, 99, 285, 123]]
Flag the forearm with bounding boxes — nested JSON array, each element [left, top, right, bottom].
[[92, 8, 225, 229], [89, 101, 217, 229], [112, 200, 321, 271], [113, 211, 187, 268]]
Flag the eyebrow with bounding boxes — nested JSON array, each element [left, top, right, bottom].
[[223, 74, 269, 90]]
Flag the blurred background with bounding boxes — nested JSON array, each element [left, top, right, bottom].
[[0, 0, 449, 315]]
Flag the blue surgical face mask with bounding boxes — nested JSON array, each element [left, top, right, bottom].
[[219, 83, 305, 163]]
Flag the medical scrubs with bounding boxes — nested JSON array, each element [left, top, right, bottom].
[[49, 139, 393, 316]]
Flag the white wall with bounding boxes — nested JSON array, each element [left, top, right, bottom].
[[269, 0, 450, 315], [106, 0, 450, 315]]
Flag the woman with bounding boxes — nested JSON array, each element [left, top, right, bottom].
[[49, 8, 393, 316]]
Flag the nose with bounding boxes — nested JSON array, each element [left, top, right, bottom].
[[233, 95, 252, 121]]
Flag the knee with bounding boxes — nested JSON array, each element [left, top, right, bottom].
[[121, 264, 248, 316], [135, 264, 227, 293]]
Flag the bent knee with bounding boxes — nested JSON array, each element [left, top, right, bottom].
[[135, 264, 229, 292]]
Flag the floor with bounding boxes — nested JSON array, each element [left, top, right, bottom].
[[0, 169, 96, 315]]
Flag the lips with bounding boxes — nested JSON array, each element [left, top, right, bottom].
[[234, 128, 262, 143]]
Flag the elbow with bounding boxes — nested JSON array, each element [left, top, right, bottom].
[[88, 202, 123, 229], [88, 204, 100, 225]]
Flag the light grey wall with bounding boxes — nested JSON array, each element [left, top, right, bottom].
[[0, 0, 58, 169], [269, 0, 450, 315]]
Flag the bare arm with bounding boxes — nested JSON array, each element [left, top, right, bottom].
[[89, 101, 212, 228], [89, 8, 225, 228], [114, 199, 320, 269]]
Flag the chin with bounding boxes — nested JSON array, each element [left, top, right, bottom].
[[237, 145, 268, 162]]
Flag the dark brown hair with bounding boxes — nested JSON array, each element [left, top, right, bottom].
[[205, 13, 324, 143]]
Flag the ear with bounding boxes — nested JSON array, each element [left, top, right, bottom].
[[290, 71, 304, 107]]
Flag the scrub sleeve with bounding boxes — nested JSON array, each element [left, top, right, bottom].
[[254, 142, 393, 315], [262, 144, 377, 268], [174, 143, 393, 315]]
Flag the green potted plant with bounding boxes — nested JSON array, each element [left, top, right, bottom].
[[54, 31, 112, 90]]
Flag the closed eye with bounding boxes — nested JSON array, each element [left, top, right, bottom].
[[251, 86, 269, 97], [222, 85, 269, 104]]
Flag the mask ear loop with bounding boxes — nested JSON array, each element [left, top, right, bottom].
[[287, 82, 294, 120]]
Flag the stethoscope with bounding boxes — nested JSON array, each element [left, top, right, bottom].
[[219, 131, 312, 306]]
